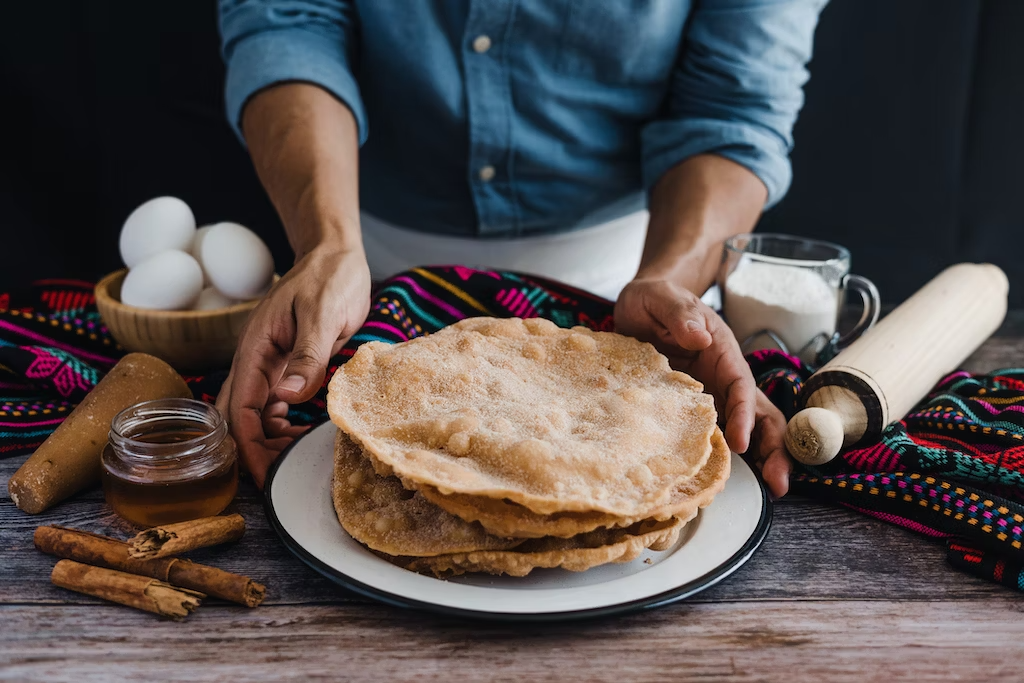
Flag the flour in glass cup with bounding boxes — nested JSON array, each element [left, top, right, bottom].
[[723, 259, 840, 358]]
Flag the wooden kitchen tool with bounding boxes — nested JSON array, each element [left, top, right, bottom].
[[784, 263, 1008, 466]]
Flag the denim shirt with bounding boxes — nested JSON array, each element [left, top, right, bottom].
[[219, 0, 827, 238]]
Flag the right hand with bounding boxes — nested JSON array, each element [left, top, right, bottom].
[[216, 243, 371, 488], [615, 276, 792, 497]]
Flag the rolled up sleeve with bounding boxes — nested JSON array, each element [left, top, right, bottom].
[[218, 0, 367, 144], [641, 0, 828, 208]]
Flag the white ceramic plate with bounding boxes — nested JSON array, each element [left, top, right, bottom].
[[265, 421, 771, 621]]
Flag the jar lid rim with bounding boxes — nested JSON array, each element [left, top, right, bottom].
[[108, 398, 228, 463]]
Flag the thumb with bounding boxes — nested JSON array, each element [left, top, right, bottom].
[[648, 290, 713, 352], [276, 317, 337, 404]]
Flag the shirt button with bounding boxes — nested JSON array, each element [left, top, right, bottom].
[[478, 165, 496, 182], [472, 35, 492, 54]]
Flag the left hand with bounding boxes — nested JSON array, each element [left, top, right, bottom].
[[614, 276, 792, 497]]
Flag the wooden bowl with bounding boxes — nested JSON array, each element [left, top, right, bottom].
[[95, 269, 272, 373]]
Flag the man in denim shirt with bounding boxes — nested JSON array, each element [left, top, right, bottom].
[[216, 0, 829, 497]]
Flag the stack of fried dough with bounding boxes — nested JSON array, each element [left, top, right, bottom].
[[326, 317, 731, 577]]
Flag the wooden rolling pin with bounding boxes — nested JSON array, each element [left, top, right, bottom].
[[784, 263, 1008, 466]]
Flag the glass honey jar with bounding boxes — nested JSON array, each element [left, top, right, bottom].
[[101, 398, 238, 526]]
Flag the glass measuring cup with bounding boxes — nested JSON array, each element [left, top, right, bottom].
[[717, 234, 880, 363]]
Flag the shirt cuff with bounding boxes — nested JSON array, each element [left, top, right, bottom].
[[641, 118, 793, 209], [223, 27, 367, 146]]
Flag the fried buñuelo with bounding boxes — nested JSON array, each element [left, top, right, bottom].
[[328, 317, 718, 518]]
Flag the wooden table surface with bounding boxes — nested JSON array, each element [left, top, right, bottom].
[[3, 324, 1024, 682]]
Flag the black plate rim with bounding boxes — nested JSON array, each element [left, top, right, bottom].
[[263, 421, 773, 622]]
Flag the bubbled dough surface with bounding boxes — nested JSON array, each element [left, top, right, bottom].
[[328, 317, 718, 517], [384, 516, 689, 578], [415, 427, 731, 538], [331, 430, 523, 556]]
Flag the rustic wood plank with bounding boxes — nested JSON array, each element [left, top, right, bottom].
[[0, 320, 1022, 681], [1, 492, 1008, 606], [959, 312, 1024, 372], [963, 336, 1024, 374], [1, 417, 1013, 607], [2, 601, 1023, 683]]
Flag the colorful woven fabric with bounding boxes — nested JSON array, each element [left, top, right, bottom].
[[748, 346, 1024, 578], [796, 472, 1024, 559], [3, 266, 1024, 590], [0, 268, 615, 457], [947, 540, 1024, 591], [749, 351, 1024, 496]]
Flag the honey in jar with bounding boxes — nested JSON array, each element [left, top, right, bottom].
[[101, 398, 238, 526]]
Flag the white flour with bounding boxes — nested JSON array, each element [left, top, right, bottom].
[[723, 260, 839, 357]]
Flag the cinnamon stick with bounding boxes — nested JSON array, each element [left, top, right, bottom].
[[128, 513, 246, 559], [51, 560, 203, 618], [35, 526, 265, 607]]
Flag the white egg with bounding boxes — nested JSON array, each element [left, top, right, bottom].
[[119, 196, 197, 268], [120, 250, 204, 310], [199, 222, 275, 300], [190, 225, 214, 285], [193, 287, 238, 311]]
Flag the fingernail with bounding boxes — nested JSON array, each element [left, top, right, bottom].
[[685, 320, 702, 333], [278, 375, 305, 394]]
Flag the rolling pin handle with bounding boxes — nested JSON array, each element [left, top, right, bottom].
[[785, 407, 845, 466]]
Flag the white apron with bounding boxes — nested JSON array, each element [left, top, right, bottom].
[[360, 210, 649, 301]]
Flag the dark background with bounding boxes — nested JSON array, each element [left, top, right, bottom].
[[2, 1, 1022, 305]]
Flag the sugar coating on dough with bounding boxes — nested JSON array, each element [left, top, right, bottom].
[[383, 516, 688, 577], [331, 430, 522, 556], [328, 317, 718, 517], [416, 427, 731, 538]]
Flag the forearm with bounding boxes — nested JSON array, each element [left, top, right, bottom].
[[241, 83, 362, 259], [638, 154, 767, 294]]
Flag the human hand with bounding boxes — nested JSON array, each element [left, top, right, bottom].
[[614, 276, 791, 497], [216, 244, 371, 488]]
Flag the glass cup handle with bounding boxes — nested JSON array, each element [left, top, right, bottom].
[[837, 274, 881, 348]]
